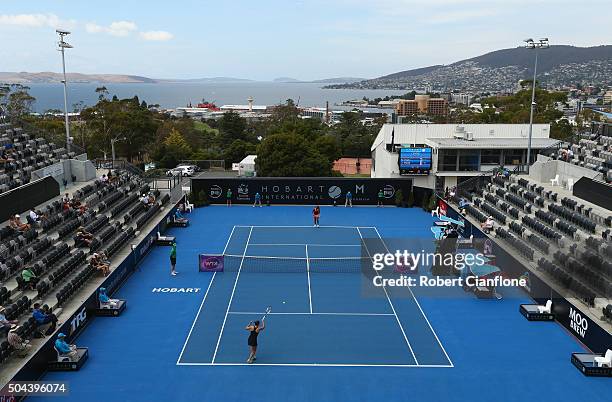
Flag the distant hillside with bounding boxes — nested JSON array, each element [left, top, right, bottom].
[[0, 72, 156, 84], [158, 77, 253, 83], [273, 77, 302, 83], [273, 77, 368, 84], [327, 45, 612, 91], [311, 77, 367, 84]]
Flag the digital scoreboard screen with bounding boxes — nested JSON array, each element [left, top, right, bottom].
[[399, 147, 432, 175]]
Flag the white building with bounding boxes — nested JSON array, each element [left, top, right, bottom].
[[238, 155, 257, 177], [220, 104, 268, 113], [371, 124, 560, 191]]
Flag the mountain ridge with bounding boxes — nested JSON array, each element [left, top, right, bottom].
[[327, 45, 612, 91]]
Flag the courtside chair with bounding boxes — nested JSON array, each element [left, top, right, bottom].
[[537, 300, 552, 314], [594, 349, 612, 368], [550, 175, 560, 186]]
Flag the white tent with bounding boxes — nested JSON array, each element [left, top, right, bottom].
[[239, 155, 257, 177]]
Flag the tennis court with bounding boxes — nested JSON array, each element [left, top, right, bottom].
[[177, 225, 452, 367], [35, 205, 610, 402]]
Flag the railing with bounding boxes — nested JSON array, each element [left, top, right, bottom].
[[179, 159, 226, 171], [94, 158, 145, 177], [95, 158, 186, 194], [150, 174, 183, 191]]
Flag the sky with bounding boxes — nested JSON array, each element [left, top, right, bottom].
[[0, 0, 610, 81]]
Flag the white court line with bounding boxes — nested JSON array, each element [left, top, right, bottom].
[[228, 312, 395, 316], [223, 254, 368, 260], [176, 271, 217, 365], [176, 362, 453, 368], [234, 225, 376, 229], [223, 226, 237, 254], [212, 226, 253, 363], [357, 227, 419, 366], [176, 226, 239, 364], [248, 243, 361, 247], [305, 244, 312, 314], [373, 227, 454, 368]]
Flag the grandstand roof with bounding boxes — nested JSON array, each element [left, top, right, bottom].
[[426, 137, 561, 149], [372, 123, 551, 150]]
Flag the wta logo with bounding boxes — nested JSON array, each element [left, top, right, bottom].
[[199, 255, 225, 272]]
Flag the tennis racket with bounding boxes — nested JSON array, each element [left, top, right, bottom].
[[261, 306, 272, 322], [247, 306, 272, 327]]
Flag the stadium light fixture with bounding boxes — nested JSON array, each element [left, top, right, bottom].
[[56, 29, 73, 152], [523, 37, 550, 173]]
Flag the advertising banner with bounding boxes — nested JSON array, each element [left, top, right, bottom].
[[199, 254, 225, 272], [191, 177, 413, 205]]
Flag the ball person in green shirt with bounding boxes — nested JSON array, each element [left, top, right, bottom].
[[226, 188, 233, 207], [377, 189, 384, 207], [170, 242, 178, 276]]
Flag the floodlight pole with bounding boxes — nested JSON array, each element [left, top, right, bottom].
[[524, 38, 549, 174], [57, 30, 73, 152]]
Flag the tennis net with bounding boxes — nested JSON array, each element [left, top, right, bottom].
[[223, 254, 375, 273]]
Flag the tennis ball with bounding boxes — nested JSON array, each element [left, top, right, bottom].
[[282, 301, 286, 304]]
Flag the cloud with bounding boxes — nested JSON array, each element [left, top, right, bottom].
[[86, 20, 138, 37], [139, 30, 174, 41], [0, 13, 74, 29]]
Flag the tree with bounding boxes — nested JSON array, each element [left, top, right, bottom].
[[256, 132, 332, 177], [153, 128, 193, 168], [0, 84, 35, 121], [330, 112, 378, 157], [218, 111, 248, 146], [550, 119, 573, 141], [223, 139, 256, 167], [314, 135, 341, 162], [80, 90, 158, 161]]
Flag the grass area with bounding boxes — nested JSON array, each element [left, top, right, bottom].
[[194, 120, 219, 135]]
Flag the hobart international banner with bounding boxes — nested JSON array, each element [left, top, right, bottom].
[[191, 177, 414, 205]]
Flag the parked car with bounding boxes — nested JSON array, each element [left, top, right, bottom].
[[177, 163, 200, 172], [166, 166, 195, 177]]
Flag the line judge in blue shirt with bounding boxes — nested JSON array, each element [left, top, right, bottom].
[[345, 191, 353, 207], [55, 333, 79, 361]]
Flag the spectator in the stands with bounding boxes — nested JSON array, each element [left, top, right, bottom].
[[90, 253, 110, 276], [0, 306, 18, 334], [9, 214, 31, 232], [21, 266, 38, 290], [62, 193, 71, 204], [55, 333, 79, 361], [0, 148, 14, 164], [449, 187, 456, 199], [140, 193, 150, 209], [481, 215, 495, 234], [27, 209, 45, 227], [69, 196, 87, 214], [458, 198, 470, 215], [100, 174, 109, 184], [148, 191, 156, 204], [32, 303, 58, 335], [8, 325, 31, 357], [74, 227, 94, 247]]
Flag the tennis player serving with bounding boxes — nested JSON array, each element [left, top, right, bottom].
[[246, 320, 266, 363], [246, 307, 271, 363]]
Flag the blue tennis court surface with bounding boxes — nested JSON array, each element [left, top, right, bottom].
[[177, 225, 451, 367], [35, 206, 611, 402]]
